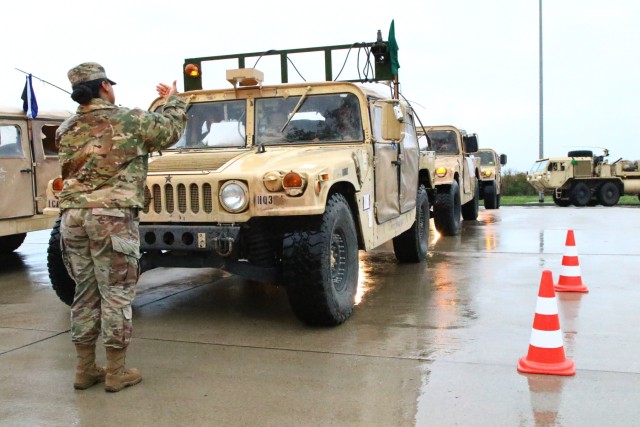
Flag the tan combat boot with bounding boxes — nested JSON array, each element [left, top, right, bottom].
[[105, 347, 142, 392], [73, 344, 106, 390]]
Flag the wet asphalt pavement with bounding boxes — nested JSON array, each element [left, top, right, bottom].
[[1, 206, 639, 426]]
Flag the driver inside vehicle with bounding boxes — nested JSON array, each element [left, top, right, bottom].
[[262, 108, 288, 137]]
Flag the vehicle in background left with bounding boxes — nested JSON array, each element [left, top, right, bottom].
[[0, 108, 69, 252]]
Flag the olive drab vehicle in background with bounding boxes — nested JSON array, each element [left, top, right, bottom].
[[476, 148, 507, 209], [46, 28, 437, 326], [418, 125, 480, 236], [0, 108, 68, 252], [527, 149, 640, 207]]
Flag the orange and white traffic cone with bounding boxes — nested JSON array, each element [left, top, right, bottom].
[[518, 270, 575, 376], [555, 230, 589, 293]]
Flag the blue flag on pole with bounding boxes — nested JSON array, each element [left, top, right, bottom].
[[21, 74, 38, 119]]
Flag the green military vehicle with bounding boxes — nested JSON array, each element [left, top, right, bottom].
[[0, 108, 69, 252], [46, 30, 437, 326], [476, 148, 507, 209]]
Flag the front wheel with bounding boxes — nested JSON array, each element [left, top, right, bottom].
[[283, 194, 359, 326], [393, 185, 430, 263], [47, 217, 76, 305], [552, 192, 571, 207], [483, 182, 498, 209], [434, 181, 462, 236]]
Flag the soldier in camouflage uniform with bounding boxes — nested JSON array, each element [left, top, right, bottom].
[[56, 62, 186, 392]]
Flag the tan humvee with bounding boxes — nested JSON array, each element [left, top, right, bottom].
[[0, 108, 69, 252], [418, 125, 480, 235], [476, 148, 507, 209], [46, 39, 437, 325], [527, 149, 640, 207]]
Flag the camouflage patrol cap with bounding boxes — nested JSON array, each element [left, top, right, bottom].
[[67, 62, 117, 87]]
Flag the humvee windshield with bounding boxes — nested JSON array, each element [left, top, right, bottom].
[[529, 160, 549, 174], [255, 93, 363, 145], [477, 151, 495, 165], [427, 130, 459, 155], [170, 100, 247, 149]]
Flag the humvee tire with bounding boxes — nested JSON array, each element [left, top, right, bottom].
[[552, 193, 571, 207], [569, 181, 590, 207], [597, 182, 620, 207], [567, 150, 593, 158], [393, 185, 430, 263], [0, 233, 27, 253], [483, 181, 498, 209], [47, 217, 75, 305], [283, 193, 358, 326], [461, 178, 479, 220], [434, 181, 461, 236]]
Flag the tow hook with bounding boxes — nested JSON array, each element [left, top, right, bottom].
[[213, 236, 234, 256]]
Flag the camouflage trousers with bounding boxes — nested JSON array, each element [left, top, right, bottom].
[[60, 208, 141, 349]]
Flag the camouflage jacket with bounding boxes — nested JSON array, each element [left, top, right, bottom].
[[56, 95, 186, 209]]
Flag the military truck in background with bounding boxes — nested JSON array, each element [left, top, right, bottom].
[[527, 149, 640, 206], [476, 148, 507, 209], [46, 30, 437, 326], [418, 125, 480, 236], [0, 108, 68, 252]]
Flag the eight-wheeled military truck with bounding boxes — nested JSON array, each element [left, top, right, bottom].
[[476, 148, 507, 209], [0, 108, 69, 252], [527, 149, 640, 207], [418, 125, 480, 236], [46, 32, 437, 326]]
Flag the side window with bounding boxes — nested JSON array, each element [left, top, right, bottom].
[[402, 114, 418, 150], [370, 105, 383, 141], [42, 124, 59, 156], [0, 125, 23, 158]]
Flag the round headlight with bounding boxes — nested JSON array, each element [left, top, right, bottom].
[[483, 170, 493, 177], [219, 181, 249, 213], [436, 166, 448, 177]]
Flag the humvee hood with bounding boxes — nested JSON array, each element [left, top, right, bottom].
[[148, 146, 358, 174]]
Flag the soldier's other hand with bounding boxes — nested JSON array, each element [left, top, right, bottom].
[[156, 81, 178, 99]]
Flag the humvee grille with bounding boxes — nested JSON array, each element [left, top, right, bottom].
[[165, 184, 175, 213], [203, 183, 212, 213], [143, 182, 215, 215], [177, 184, 187, 213], [190, 184, 199, 213], [153, 185, 162, 213]]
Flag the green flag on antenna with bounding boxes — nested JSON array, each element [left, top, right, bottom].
[[388, 20, 400, 76]]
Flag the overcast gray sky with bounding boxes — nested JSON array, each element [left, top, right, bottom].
[[1, 0, 638, 172]]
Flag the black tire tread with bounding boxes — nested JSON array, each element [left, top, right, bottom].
[[283, 194, 358, 326], [483, 181, 498, 209], [434, 182, 461, 236], [462, 178, 479, 220], [393, 185, 430, 263], [47, 217, 75, 306]]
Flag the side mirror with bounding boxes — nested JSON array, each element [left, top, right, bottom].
[[462, 134, 478, 153], [381, 102, 405, 141], [500, 154, 507, 165]]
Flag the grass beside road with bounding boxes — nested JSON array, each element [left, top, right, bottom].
[[501, 195, 640, 205]]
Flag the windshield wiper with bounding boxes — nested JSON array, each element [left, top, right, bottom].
[[280, 86, 312, 133]]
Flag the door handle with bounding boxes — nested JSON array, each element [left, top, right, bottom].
[[20, 168, 32, 173]]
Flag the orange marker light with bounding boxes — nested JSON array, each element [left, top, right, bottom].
[[283, 172, 303, 188], [52, 177, 64, 192]]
